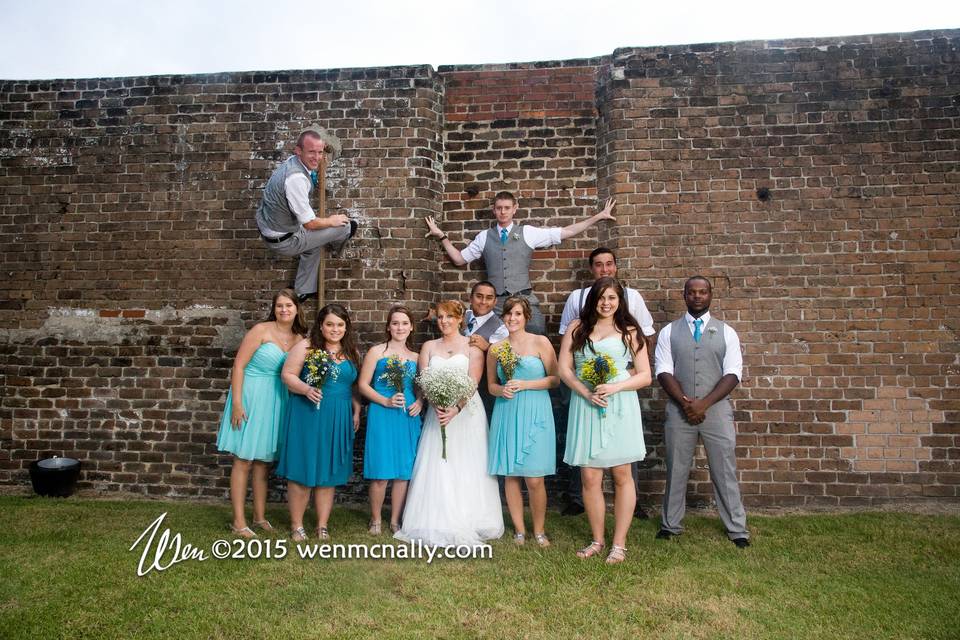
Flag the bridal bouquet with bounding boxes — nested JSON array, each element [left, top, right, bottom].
[[304, 349, 340, 409], [493, 341, 519, 383], [579, 353, 617, 418], [378, 355, 410, 409], [416, 366, 477, 460]]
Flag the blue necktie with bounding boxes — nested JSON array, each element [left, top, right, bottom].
[[500, 228, 508, 245], [693, 318, 703, 343], [310, 170, 319, 187], [467, 316, 476, 333]]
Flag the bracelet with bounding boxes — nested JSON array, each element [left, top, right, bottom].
[[436, 234, 448, 242]]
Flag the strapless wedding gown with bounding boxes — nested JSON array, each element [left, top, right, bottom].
[[394, 354, 504, 546]]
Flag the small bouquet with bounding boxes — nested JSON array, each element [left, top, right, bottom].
[[493, 341, 519, 385], [579, 353, 618, 418], [378, 355, 409, 409], [304, 349, 340, 409], [416, 366, 477, 460]]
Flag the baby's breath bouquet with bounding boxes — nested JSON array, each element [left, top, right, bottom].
[[579, 353, 617, 418], [304, 349, 340, 409], [416, 366, 477, 459], [378, 355, 410, 409], [493, 341, 520, 383]]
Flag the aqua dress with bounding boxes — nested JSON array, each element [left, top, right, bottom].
[[277, 359, 357, 487], [564, 336, 646, 468], [216, 342, 289, 462], [487, 356, 556, 477], [363, 358, 422, 480]]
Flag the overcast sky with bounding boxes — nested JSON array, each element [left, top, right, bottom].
[[1, 0, 957, 79]]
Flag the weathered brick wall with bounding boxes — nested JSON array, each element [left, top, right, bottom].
[[437, 63, 603, 328], [598, 31, 960, 507], [0, 66, 445, 499], [1, 30, 958, 508]]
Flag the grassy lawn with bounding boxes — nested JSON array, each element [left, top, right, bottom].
[[1, 495, 958, 639]]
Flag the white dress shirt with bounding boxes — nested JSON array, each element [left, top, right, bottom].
[[558, 286, 655, 336], [654, 311, 742, 380], [460, 223, 562, 264], [464, 309, 508, 344]]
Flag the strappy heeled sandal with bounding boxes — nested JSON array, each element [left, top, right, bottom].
[[534, 533, 551, 548], [316, 526, 330, 541], [605, 545, 627, 565], [291, 527, 308, 542], [252, 519, 274, 532], [513, 532, 526, 545], [576, 540, 604, 559], [390, 522, 400, 534], [368, 521, 382, 535], [230, 524, 256, 539]]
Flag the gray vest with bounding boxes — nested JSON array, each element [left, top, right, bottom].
[[469, 312, 504, 341], [665, 316, 734, 428], [482, 225, 533, 295], [255, 156, 313, 235]]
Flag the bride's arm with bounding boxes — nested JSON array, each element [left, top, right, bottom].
[[467, 345, 484, 387]]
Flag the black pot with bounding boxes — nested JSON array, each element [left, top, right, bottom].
[[29, 457, 82, 497]]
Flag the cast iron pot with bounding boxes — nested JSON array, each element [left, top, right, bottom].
[[29, 457, 82, 497]]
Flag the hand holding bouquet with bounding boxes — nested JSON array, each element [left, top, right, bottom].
[[416, 366, 477, 459], [579, 353, 617, 418], [305, 349, 340, 409], [378, 355, 410, 410]]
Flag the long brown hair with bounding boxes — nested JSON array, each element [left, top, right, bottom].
[[570, 277, 644, 357], [310, 303, 360, 367], [266, 288, 308, 336], [383, 305, 415, 350]]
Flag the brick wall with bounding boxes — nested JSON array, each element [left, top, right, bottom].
[[1, 30, 958, 508], [598, 31, 960, 507]]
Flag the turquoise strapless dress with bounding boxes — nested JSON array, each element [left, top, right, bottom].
[[487, 356, 556, 477], [216, 342, 289, 462], [363, 358, 422, 480], [277, 359, 357, 487], [564, 336, 646, 468]]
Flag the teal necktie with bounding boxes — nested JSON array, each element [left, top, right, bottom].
[[693, 318, 703, 343], [500, 228, 508, 244], [310, 170, 318, 186]]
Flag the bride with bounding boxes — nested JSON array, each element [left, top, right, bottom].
[[394, 300, 504, 546]]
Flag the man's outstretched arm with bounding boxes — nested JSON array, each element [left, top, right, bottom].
[[425, 215, 469, 266], [559, 197, 616, 240]]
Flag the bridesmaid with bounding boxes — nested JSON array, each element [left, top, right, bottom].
[[217, 288, 307, 538], [358, 305, 423, 535], [559, 277, 651, 564], [486, 296, 559, 547], [277, 304, 361, 541]]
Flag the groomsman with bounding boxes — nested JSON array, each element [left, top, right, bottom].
[[464, 281, 507, 417], [654, 276, 750, 547], [425, 192, 616, 334], [558, 247, 656, 518]]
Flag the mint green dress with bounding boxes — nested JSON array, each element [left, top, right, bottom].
[[563, 336, 646, 468], [216, 342, 288, 462], [487, 356, 556, 477]]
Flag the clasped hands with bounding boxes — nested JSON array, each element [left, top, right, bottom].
[[387, 392, 423, 417], [681, 395, 708, 425], [500, 379, 527, 399], [435, 405, 461, 426], [587, 382, 619, 408]]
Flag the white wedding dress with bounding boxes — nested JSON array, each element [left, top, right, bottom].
[[394, 354, 504, 546]]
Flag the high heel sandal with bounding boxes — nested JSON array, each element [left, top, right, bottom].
[[368, 521, 382, 535], [534, 533, 551, 548], [513, 532, 526, 546], [390, 523, 400, 534], [316, 527, 330, 541], [230, 524, 256, 539], [605, 545, 627, 565], [576, 540, 604, 559]]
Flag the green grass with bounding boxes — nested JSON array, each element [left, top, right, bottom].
[[1, 496, 958, 639]]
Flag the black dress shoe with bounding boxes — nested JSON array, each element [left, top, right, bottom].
[[297, 292, 317, 303], [347, 219, 359, 238], [561, 503, 584, 516], [655, 529, 675, 540], [633, 506, 649, 520], [732, 537, 750, 549]]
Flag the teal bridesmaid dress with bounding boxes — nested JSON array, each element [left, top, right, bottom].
[[363, 358, 422, 480], [487, 356, 556, 477]]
